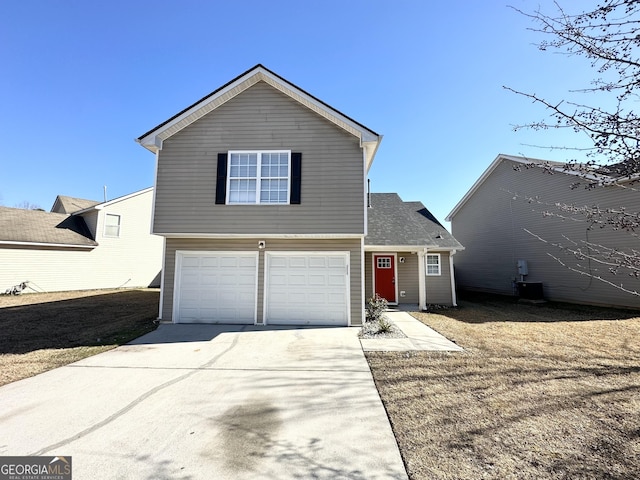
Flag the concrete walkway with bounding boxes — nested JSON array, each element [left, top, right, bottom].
[[360, 311, 464, 352], [0, 325, 408, 480]]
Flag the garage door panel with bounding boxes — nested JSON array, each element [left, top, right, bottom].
[[219, 256, 239, 268], [327, 256, 345, 267], [200, 257, 219, 267], [181, 256, 201, 267], [265, 252, 349, 326], [308, 257, 327, 268], [307, 274, 327, 286], [287, 257, 307, 268], [175, 252, 257, 324], [239, 256, 257, 267]]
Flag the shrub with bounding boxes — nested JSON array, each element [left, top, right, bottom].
[[366, 294, 388, 323], [376, 316, 393, 333]]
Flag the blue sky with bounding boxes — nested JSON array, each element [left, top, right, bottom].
[[0, 0, 598, 224]]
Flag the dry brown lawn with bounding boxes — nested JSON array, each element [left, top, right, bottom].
[[367, 293, 640, 480], [0, 289, 159, 386]]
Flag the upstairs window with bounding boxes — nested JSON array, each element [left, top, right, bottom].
[[426, 254, 441, 276], [227, 151, 290, 204], [104, 214, 121, 238]]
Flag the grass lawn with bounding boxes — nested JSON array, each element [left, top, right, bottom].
[[367, 294, 640, 480], [0, 289, 159, 386]]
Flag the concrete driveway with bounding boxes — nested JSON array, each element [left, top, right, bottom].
[[0, 324, 408, 479]]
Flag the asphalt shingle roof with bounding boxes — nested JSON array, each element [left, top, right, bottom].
[[366, 193, 463, 249], [52, 195, 100, 214], [0, 207, 97, 247]]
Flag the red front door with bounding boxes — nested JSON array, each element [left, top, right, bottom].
[[374, 255, 396, 303]]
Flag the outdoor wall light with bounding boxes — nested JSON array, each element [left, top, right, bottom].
[[399, 257, 405, 263], [258, 241, 266, 249]]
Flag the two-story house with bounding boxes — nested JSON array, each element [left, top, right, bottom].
[[137, 65, 461, 325]]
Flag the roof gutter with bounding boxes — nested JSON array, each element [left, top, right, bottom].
[[364, 244, 460, 252], [0, 240, 97, 249]]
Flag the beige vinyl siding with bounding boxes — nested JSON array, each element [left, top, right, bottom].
[[364, 251, 454, 305], [0, 190, 163, 293], [364, 252, 374, 300], [397, 253, 420, 302], [365, 252, 421, 303], [425, 251, 452, 305], [162, 237, 363, 324], [153, 82, 365, 235], [451, 159, 640, 309]]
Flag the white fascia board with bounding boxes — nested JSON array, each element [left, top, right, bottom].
[[137, 73, 261, 153], [446, 153, 624, 221], [73, 187, 154, 214], [136, 66, 382, 157], [364, 244, 438, 252], [362, 139, 382, 172], [446, 154, 509, 222], [364, 244, 464, 252], [259, 69, 382, 148], [155, 232, 365, 239], [0, 240, 96, 249]]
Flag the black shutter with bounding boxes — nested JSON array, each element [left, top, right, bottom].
[[215, 153, 228, 204], [290, 152, 302, 204]]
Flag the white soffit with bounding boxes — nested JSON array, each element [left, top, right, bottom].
[[137, 66, 381, 164]]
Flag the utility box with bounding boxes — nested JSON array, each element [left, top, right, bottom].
[[517, 259, 528, 276], [517, 281, 544, 300]]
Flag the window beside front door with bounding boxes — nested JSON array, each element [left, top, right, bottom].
[[426, 253, 441, 275]]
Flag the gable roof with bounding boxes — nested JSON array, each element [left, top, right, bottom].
[[0, 207, 97, 248], [136, 64, 382, 170], [70, 187, 154, 214], [51, 195, 100, 214], [446, 153, 640, 221], [366, 193, 463, 250]]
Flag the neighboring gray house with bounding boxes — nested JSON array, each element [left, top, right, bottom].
[[0, 187, 163, 293], [137, 64, 462, 325], [447, 154, 640, 309], [366, 193, 463, 308]]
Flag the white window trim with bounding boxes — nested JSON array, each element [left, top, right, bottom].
[[426, 253, 441, 276], [104, 213, 121, 238], [226, 150, 291, 205]]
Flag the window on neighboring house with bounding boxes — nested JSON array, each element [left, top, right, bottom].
[[227, 151, 290, 204], [104, 214, 121, 237], [216, 151, 301, 205], [426, 253, 441, 275]]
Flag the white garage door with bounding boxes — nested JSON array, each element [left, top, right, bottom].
[[174, 251, 258, 324], [265, 252, 349, 326]]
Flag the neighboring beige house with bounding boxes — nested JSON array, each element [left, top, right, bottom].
[[0, 187, 163, 293], [447, 154, 640, 309], [137, 65, 464, 325]]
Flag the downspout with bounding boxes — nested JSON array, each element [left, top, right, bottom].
[[449, 250, 458, 307], [418, 248, 427, 310], [157, 237, 166, 321], [360, 237, 365, 325], [361, 147, 368, 325]]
